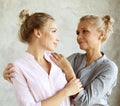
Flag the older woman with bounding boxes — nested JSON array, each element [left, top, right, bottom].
[[51, 15, 118, 106]]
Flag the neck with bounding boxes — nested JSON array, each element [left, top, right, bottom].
[[86, 48, 102, 66], [26, 44, 45, 62]]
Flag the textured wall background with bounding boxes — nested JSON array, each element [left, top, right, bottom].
[[0, 0, 120, 106]]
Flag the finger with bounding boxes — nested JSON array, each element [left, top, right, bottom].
[[4, 70, 15, 79], [7, 78, 13, 83], [74, 79, 80, 83], [77, 81, 83, 87], [7, 74, 14, 83], [59, 54, 63, 57], [4, 64, 14, 76], [9, 74, 15, 78], [4, 74, 11, 79], [9, 74, 15, 83], [78, 83, 83, 88], [51, 53, 59, 60], [52, 52, 63, 59], [8, 63, 14, 66], [79, 88, 84, 91], [50, 55, 58, 63], [5, 69, 15, 75], [7, 64, 14, 70], [55, 53, 62, 58]]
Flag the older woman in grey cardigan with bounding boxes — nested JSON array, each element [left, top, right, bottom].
[[51, 15, 118, 106], [3, 15, 118, 106]]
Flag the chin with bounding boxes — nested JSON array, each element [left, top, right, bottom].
[[79, 46, 86, 50], [47, 48, 55, 51]]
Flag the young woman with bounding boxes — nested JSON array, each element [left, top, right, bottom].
[[2, 10, 83, 106]]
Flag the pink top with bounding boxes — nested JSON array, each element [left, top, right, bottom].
[[11, 51, 70, 106]]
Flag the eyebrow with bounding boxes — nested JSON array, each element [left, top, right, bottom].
[[81, 27, 87, 29], [50, 28, 57, 30]]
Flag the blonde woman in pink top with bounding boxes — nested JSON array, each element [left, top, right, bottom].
[[3, 10, 83, 106]]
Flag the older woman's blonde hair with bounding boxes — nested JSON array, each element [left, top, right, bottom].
[[80, 15, 114, 42]]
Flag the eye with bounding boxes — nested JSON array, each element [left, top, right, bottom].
[[52, 30, 57, 33], [82, 29, 89, 34], [76, 30, 79, 35]]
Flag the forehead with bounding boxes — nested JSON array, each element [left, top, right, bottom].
[[77, 20, 96, 30], [44, 20, 57, 29]]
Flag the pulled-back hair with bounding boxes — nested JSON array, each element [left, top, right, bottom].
[[19, 10, 55, 43], [80, 15, 114, 42]]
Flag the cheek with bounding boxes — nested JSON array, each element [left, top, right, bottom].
[[44, 35, 52, 42], [77, 36, 80, 43], [48, 37, 53, 42]]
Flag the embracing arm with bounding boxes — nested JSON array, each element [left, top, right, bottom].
[[3, 63, 15, 83]]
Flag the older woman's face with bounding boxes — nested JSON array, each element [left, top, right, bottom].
[[76, 20, 102, 51]]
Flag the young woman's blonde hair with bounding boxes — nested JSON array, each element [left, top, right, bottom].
[[18, 10, 55, 43]]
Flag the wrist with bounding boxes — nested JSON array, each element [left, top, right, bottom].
[[62, 87, 70, 97], [72, 93, 78, 99]]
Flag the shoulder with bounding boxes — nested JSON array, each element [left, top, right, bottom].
[[10, 54, 27, 73], [99, 57, 118, 77], [67, 52, 84, 61], [103, 56, 117, 71]]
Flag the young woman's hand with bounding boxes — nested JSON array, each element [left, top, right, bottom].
[[64, 78, 83, 96], [3, 63, 15, 83]]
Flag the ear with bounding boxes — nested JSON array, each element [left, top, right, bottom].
[[98, 30, 105, 40], [33, 29, 41, 38]]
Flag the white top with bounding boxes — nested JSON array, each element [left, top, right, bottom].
[[11, 51, 70, 106]]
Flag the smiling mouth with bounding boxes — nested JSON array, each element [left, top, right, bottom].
[[54, 43, 58, 46], [78, 41, 84, 44]]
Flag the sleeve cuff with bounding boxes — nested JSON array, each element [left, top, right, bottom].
[[73, 90, 84, 103]]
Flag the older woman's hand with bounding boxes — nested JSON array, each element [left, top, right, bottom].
[[51, 52, 76, 81], [3, 63, 15, 83], [51, 52, 72, 71]]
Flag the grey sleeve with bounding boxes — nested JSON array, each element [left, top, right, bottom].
[[67, 53, 78, 72], [67, 53, 83, 75], [73, 62, 118, 106]]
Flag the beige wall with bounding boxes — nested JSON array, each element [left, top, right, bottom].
[[0, 0, 120, 106]]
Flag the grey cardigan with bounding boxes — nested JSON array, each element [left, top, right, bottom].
[[67, 53, 118, 106]]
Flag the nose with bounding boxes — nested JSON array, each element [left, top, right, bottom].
[[56, 34, 59, 43], [77, 34, 83, 40]]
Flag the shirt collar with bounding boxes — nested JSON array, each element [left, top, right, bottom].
[[23, 51, 52, 62]]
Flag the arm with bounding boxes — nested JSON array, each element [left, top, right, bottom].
[[11, 65, 82, 106], [51, 53, 118, 105], [42, 78, 82, 106], [73, 62, 118, 106], [51, 53, 76, 81]]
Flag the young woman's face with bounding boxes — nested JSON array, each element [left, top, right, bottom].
[[76, 20, 101, 51], [39, 20, 59, 51]]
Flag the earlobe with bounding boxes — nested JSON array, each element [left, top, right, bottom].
[[98, 30, 105, 40], [34, 29, 41, 38], [99, 35, 104, 41]]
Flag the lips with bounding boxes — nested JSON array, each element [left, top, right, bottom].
[[78, 41, 84, 44], [53, 42, 58, 46]]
